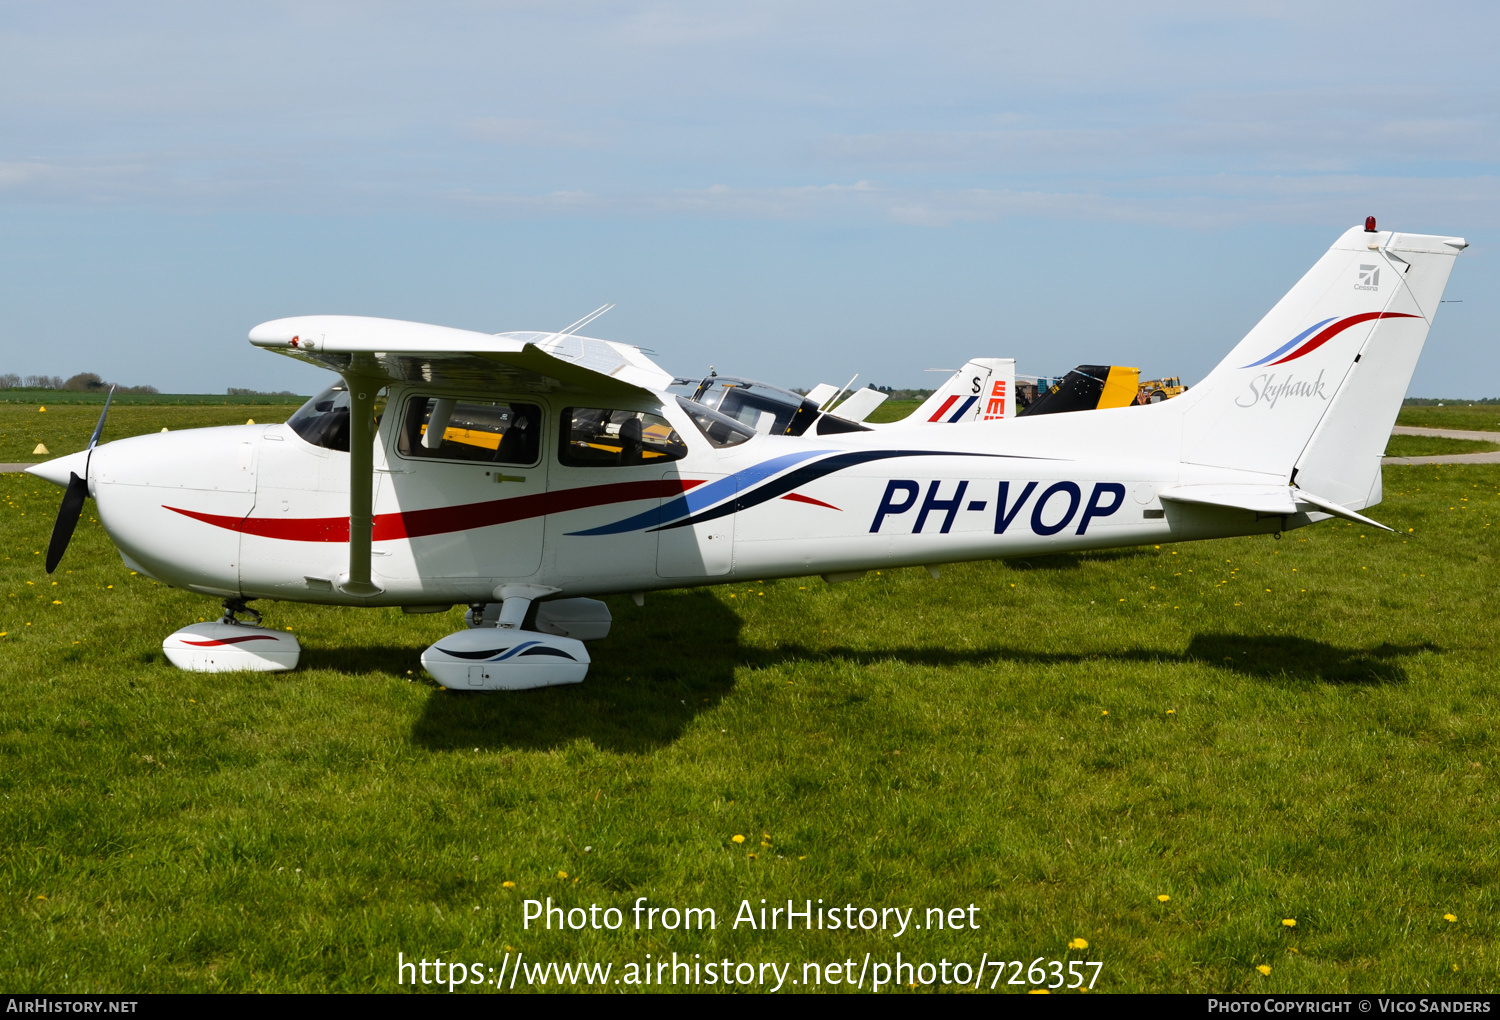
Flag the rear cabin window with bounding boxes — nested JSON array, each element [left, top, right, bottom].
[[560, 408, 688, 467], [397, 396, 542, 465]]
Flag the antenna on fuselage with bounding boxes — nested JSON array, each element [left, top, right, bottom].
[[824, 372, 859, 412], [557, 303, 615, 337]]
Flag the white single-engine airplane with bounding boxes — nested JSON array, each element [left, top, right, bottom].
[[29, 221, 1466, 689]]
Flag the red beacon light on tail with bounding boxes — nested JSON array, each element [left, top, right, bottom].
[[1366, 216, 1377, 232]]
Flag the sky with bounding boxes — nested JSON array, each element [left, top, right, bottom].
[[0, 1, 1495, 395]]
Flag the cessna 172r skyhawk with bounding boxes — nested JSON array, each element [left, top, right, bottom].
[[29, 221, 1466, 689]]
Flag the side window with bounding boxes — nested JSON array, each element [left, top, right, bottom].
[[560, 408, 688, 467], [397, 396, 542, 465]]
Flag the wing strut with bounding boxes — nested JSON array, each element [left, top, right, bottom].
[[339, 363, 383, 597]]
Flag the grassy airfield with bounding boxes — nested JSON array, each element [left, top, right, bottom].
[[1, 403, 1498, 994]]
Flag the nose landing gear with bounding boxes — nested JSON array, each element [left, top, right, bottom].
[[162, 598, 301, 672], [220, 598, 263, 626]]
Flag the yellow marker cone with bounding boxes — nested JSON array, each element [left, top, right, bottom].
[[38, 406, 46, 412], [33, 443, 48, 455], [160, 427, 169, 432], [246, 418, 255, 425]]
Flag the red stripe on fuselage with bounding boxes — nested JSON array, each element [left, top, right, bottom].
[[781, 492, 842, 511], [165, 478, 704, 543]]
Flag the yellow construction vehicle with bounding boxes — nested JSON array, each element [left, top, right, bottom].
[[1137, 376, 1188, 404]]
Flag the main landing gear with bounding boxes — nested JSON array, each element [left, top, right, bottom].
[[420, 584, 612, 691]]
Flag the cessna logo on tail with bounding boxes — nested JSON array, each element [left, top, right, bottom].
[[1356, 265, 1380, 291]]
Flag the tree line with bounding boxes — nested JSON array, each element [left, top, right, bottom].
[[0, 372, 158, 394]]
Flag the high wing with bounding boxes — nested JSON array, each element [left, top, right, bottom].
[[248, 315, 673, 399], [248, 314, 676, 599]]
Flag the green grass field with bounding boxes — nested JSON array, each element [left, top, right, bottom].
[[0, 389, 307, 406], [0, 405, 297, 464], [1384, 435, 1500, 458], [1396, 406, 1500, 432], [2, 405, 1499, 994]]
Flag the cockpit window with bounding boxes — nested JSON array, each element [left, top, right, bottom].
[[288, 383, 351, 451], [675, 396, 756, 448], [561, 408, 688, 467], [286, 382, 386, 452], [691, 376, 818, 436], [397, 396, 542, 465]]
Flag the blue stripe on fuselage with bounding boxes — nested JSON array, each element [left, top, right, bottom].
[[565, 449, 833, 535]]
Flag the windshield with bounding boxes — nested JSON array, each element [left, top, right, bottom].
[[676, 396, 756, 448], [691, 376, 818, 436], [287, 383, 352, 451], [287, 381, 384, 452]]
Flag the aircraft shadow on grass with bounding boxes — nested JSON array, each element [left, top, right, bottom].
[[407, 590, 1439, 754], [411, 589, 745, 755], [1003, 549, 1152, 571]]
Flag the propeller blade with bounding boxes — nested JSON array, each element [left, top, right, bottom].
[[45, 472, 89, 574], [86, 385, 115, 459]]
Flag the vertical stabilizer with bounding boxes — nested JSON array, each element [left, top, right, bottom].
[[908, 358, 1015, 425], [1177, 226, 1464, 493]]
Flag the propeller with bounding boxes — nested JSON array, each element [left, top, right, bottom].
[[44, 387, 114, 574]]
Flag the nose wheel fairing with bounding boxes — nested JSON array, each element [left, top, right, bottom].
[[162, 621, 301, 672]]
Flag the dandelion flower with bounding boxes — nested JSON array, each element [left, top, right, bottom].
[[1157, 894, 1170, 902], [1101, 710, 1109, 716], [1068, 938, 1089, 950], [747, 853, 757, 860], [557, 870, 568, 879], [1256, 965, 1271, 976], [1444, 913, 1457, 922], [732, 834, 745, 843], [501, 881, 515, 889], [1282, 919, 1296, 927]]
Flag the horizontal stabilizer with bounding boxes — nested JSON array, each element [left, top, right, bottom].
[[805, 383, 840, 408], [1159, 484, 1393, 531], [1158, 484, 1298, 515], [1291, 488, 1394, 532], [831, 387, 889, 422]]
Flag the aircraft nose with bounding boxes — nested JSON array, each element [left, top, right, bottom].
[[26, 449, 90, 488]]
